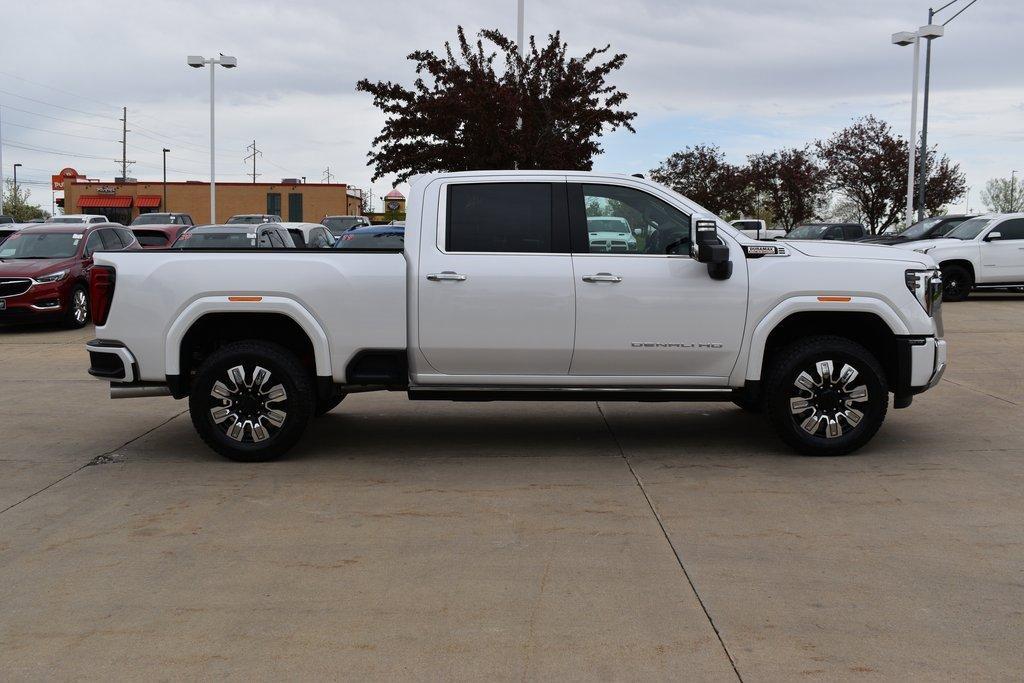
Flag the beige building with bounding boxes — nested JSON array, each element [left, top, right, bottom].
[[60, 177, 361, 225]]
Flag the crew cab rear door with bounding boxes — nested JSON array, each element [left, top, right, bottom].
[[980, 218, 1024, 282], [566, 180, 747, 380], [417, 180, 575, 376]]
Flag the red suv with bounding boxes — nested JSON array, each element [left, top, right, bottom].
[[0, 223, 140, 328]]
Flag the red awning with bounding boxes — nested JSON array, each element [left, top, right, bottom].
[[136, 195, 161, 208], [78, 195, 132, 208]]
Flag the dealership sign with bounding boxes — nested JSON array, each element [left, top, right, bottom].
[[51, 167, 83, 191]]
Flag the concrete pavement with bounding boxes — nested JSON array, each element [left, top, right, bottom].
[[0, 297, 1022, 680]]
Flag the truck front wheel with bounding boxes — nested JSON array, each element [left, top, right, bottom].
[[764, 336, 888, 456], [189, 341, 314, 462]]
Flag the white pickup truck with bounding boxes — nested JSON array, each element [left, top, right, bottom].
[[86, 171, 947, 461], [730, 219, 787, 241], [891, 213, 1024, 301]]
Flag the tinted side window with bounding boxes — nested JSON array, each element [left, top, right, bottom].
[[116, 228, 136, 247], [579, 184, 692, 255], [843, 225, 863, 240], [84, 231, 103, 256], [935, 219, 964, 236], [447, 183, 552, 253], [994, 219, 1024, 240], [99, 229, 123, 250]]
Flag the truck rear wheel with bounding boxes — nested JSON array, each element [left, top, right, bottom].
[[764, 336, 888, 456], [189, 341, 314, 462]]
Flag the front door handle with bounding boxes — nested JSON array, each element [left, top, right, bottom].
[[426, 271, 467, 282], [582, 273, 622, 283]]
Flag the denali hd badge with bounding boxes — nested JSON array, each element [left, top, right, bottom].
[[743, 245, 788, 258]]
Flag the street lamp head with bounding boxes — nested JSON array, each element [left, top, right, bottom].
[[218, 55, 238, 68], [918, 24, 944, 40], [891, 31, 917, 46], [163, 148, 171, 153], [187, 55, 206, 68]]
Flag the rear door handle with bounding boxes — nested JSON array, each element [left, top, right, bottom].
[[582, 273, 622, 283], [426, 271, 467, 282]]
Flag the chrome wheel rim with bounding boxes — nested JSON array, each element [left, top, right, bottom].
[[209, 364, 288, 443], [73, 290, 88, 323], [789, 359, 869, 439]]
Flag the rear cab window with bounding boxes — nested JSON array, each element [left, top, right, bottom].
[[445, 183, 565, 253]]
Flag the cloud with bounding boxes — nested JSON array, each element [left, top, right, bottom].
[[2, 0, 1020, 213]]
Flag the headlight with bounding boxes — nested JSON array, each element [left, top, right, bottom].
[[34, 269, 68, 284], [905, 268, 942, 316]]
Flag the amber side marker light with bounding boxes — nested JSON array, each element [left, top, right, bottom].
[[228, 296, 263, 302], [817, 296, 852, 302]]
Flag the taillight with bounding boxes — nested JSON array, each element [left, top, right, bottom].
[[90, 266, 116, 326]]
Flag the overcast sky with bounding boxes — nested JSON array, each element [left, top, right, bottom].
[[2, 0, 1020, 214]]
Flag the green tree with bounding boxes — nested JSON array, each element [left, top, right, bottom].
[[357, 27, 637, 184], [980, 176, 1024, 212], [2, 179, 51, 222]]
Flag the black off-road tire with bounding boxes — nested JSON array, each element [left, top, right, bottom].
[[189, 341, 314, 462], [764, 336, 888, 456], [940, 264, 972, 302], [315, 389, 347, 417], [63, 284, 90, 329]]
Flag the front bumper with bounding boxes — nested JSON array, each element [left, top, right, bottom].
[[893, 336, 947, 408], [0, 281, 68, 320]]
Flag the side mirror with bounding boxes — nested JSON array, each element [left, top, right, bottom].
[[985, 231, 1002, 241], [691, 218, 733, 280]]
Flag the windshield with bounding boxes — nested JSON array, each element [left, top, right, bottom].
[[587, 218, 630, 234], [898, 217, 944, 239], [0, 232, 80, 259], [226, 216, 266, 225], [786, 225, 829, 239], [335, 230, 404, 249], [323, 217, 364, 235], [173, 231, 256, 248], [945, 217, 992, 240], [48, 217, 87, 224]]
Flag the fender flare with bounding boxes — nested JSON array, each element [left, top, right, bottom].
[[165, 296, 332, 376], [742, 296, 910, 381]]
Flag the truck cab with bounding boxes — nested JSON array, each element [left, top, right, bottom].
[[86, 171, 946, 462]]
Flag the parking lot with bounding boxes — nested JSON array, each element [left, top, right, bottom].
[[0, 295, 1021, 680]]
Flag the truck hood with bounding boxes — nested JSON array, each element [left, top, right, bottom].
[[785, 240, 934, 266], [889, 237, 958, 252], [0, 257, 77, 278]]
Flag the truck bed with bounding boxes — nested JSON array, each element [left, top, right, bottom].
[[94, 249, 408, 384]]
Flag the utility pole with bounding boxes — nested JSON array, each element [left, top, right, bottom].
[[0, 104, 4, 214], [162, 148, 170, 210], [244, 140, 262, 183], [322, 167, 334, 184], [917, 7, 935, 222], [120, 106, 129, 180], [1012, 170, 1019, 212]]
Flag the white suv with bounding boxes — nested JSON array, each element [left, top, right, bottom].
[[893, 213, 1024, 301]]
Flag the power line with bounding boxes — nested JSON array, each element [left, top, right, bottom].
[[0, 70, 113, 109], [0, 103, 121, 131], [0, 87, 113, 120], [2, 121, 116, 143]]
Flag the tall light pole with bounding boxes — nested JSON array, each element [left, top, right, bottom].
[[0, 105, 4, 215], [13, 163, 21, 197], [918, 0, 980, 221], [162, 148, 170, 211], [1011, 170, 1019, 212], [516, 0, 525, 57], [892, 24, 942, 228], [187, 54, 237, 223]]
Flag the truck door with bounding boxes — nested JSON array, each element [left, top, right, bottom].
[[980, 218, 1024, 282], [417, 181, 576, 376], [567, 182, 747, 381]]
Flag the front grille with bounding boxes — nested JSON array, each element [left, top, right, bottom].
[[0, 279, 32, 298]]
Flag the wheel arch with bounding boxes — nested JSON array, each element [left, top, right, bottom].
[[743, 299, 908, 392], [937, 258, 975, 280], [166, 297, 331, 394]]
